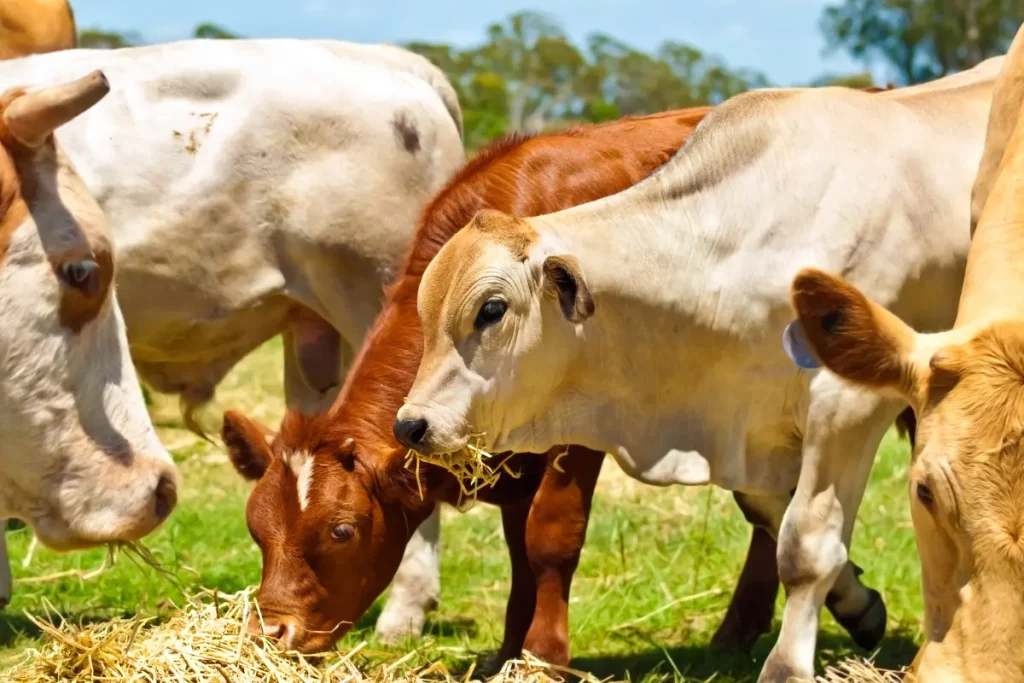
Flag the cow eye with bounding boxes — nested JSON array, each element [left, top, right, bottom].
[[331, 523, 355, 542], [474, 299, 507, 330], [60, 259, 100, 296], [916, 482, 934, 509]]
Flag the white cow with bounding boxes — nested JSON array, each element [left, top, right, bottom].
[[0, 70, 178, 609], [0, 39, 464, 637], [397, 59, 1003, 680]]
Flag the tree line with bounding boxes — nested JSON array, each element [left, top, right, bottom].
[[77, 1, 1024, 148]]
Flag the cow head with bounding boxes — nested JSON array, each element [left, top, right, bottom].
[[394, 209, 592, 456], [789, 268, 1024, 681], [223, 409, 434, 653], [0, 72, 178, 550]]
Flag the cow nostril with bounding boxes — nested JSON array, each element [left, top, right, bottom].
[[393, 418, 428, 448], [154, 475, 177, 521]]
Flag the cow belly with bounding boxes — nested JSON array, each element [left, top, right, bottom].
[[611, 448, 711, 485], [128, 297, 293, 395]]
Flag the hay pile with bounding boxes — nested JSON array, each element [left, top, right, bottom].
[[817, 658, 911, 683], [4, 589, 579, 683]]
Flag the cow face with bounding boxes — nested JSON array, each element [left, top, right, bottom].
[[0, 73, 178, 550], [394, 210, 592, 456], [789, 268, 1024, 681], [223, 410, 431, 653]]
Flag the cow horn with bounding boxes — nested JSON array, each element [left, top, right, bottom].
[[3, 70, 110, 148], [339, 438, 355, 455]]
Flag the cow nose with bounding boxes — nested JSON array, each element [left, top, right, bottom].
[[248, 613, 299, 650], [153, 474, 177, 521], [393, 417, 428, 449]]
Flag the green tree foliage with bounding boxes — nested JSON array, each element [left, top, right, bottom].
[[78, 28, 139, 49], [78, 22, 237, 50], [406, 11, 769, 149], [821, 0, 1024, 84], [194, 23, 240, 40]]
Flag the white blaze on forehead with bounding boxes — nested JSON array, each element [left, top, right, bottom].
[[286, 451, 314, 511]]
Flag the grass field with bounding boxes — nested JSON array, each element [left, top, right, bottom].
[[0, 336, 923, 682]]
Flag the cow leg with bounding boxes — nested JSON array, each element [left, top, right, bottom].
[[494, 499, 538, 664], [521, 447, 604, 665], [0, 524, 11, 610], [282, 308, 347, 415], [375, 507, 442, 642], [759, 379, 899, 683], [710, 493, 784, 650]]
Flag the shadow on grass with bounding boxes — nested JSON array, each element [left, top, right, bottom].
[[565, 629, 919, 682], [0, 613, 41, 648]]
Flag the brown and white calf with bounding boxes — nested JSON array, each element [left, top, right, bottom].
[[0, 71, 178, 610], [397, 61, 1002, 681], [787, 24, 1024, 682]]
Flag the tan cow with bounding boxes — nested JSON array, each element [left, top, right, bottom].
[[0, 70, 178, 611], [395, 60, 1003, 681], [787, 26, 1024, 683], [0, 0, 76, 60]]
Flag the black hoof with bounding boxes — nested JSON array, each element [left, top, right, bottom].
[[833, 588, 887, 651]]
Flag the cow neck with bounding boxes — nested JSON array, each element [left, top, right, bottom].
[[956, 105, 1024, 329], [513, 160, 742, 460], [328, 274, 467, 505]]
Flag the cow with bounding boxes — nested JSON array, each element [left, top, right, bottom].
[[0, 39, 464, 639], [0, 70, 178, 613], [786, 26, 1024, 683], [392, 59, 1003, 681], [219, 104, 907, 663], [0, 0, 76, 60]]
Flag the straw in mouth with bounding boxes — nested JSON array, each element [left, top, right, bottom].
[[404, 433, 521, 509]]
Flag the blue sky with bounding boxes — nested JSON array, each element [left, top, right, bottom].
[[71, 0, 876, 86]]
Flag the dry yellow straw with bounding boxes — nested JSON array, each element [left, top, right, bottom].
[[405, 434, 520, 508], [3, 589, 587, 683], [817, 658, 911, 683]]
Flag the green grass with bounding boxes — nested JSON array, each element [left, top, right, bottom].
[[0, 337, 924, 681]]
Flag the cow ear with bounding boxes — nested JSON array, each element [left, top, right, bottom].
[[544, 255, 594, 323], [337, 437, 356, 472], [789, 268, 920, 398], [222, 410, 274, 481]]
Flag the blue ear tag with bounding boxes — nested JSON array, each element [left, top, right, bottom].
[[782, 320, 821, 370]]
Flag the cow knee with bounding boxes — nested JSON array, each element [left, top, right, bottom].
[[776, 506, 846, 596]]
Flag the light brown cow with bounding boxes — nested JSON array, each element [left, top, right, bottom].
[[788, 26, 1024, 683], [0, 0, 76, 60]]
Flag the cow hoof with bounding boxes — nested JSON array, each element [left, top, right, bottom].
[[523, 636, 570, 667], [374, 606, 427, 644], [757, 653, 810, 683], [836, 588, 887, 651], [710, 613, 769, 651], [0, 596, 9, 611]]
